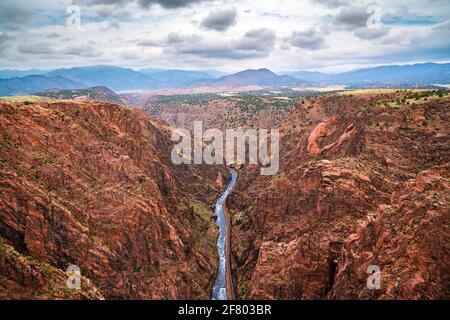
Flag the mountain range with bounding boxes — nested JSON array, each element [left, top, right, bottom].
[[139, 68, 216, 87], [287, 62, 450, 85], [0, 69, 48, 79], [45, 66, 152, 91], [0, 75, 86, 96], [193, 68, 309, 87], [0, 63, 448, 96]]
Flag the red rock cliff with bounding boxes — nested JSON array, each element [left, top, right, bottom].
[[0, 99, 225, 299], [229, 91, 449, 300]]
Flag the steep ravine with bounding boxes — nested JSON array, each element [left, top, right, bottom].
[[0, 99, 227, 299], [1, 91, 448, 300], [229, 91, 449, 300]]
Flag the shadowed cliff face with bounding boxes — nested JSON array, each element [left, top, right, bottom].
[[229, 91, 449, 300], [0, 99, 226, 299]]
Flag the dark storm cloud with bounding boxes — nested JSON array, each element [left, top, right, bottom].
[[200, 8, 237, 31], [46, 32, 61, 39], [138, 0, 213, 9], [95, 6, 127, 18], [286, 29, 325, 50], [175, 42, 268, 59], [314, 0, 348, 8], [334, 6, 371, 29], [0, 33, 13, 53], [138, 39, 160, 46], [171, 28, 276, 59], [0, 33, 12, 44], [332, 5, 390, 40], [18, 42, 55, 55], [89, 3, 133, 19], [236, 28, 276, 51], [0, 4, 31, 29], [18, 42, 102, 57], [175, 43, 250, 59], [138, 32, 203, 46], [165, 32, 203, 44], [60, 45, 103, 57], [354, 27, 389, 40], [82, 0, 128, 5], [81, 0, 212, 9]]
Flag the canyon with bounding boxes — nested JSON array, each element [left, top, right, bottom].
[[227, 90, 449, 299], [0, 98, 228, 299], [0, 89, 449, 300]]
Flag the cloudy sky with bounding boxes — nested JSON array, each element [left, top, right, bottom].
[[0, 0, 449, 72]]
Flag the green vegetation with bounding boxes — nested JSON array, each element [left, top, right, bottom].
[[144, 89, 326, 114], [33, 151, 58, 165], [190, 198, 218, 259], [404, 89, 448, 100], [146, 93, 220, 112], [34, 87, 124, 104], [44, 158, 57, 165], [2, 134, 18, 148], [233, 210, 247, 224], [358, 89, 448, 113], [237, 280, 248, 300]]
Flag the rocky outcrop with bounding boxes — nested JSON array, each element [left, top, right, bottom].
[[0, 240, 103, 299], [229, 90, 449, 300], [330, 165, 449, 299], [0, 99, 226, 299], [232, 160, 386, 299]]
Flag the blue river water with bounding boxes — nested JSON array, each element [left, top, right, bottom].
[[211, 169, 238, 300]]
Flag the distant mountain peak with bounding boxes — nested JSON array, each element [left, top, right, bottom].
[[237, 68, 276, 75], [202, 68, 307, 87], [0, 75, 86, 96]]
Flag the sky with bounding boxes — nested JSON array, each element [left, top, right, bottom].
[[0, 0, 449, 73]]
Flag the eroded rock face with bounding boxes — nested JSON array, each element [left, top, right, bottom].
[[0, 241, 104, 300], [0, 100, 225, 299], [331, 165, 449, 300], [233, 160, 385, 299], [229, 91, 449, 300]]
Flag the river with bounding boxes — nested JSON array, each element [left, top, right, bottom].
[[211, 169, 238, 300]]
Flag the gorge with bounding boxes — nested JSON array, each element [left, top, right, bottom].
[[0, 89, 449, 300]]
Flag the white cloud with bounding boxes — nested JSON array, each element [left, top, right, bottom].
[[0, 0, 449, 72]]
